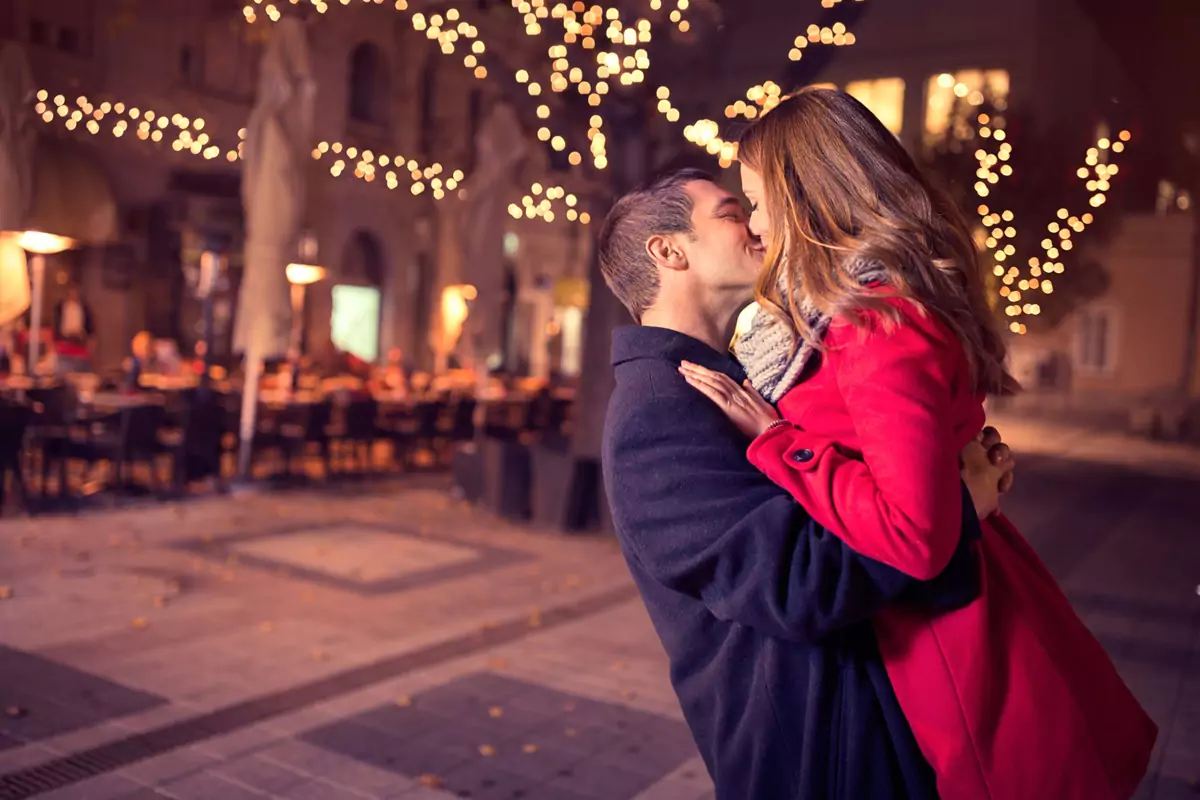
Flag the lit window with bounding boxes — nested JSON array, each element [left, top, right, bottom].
[[331, 285, 382, 363], [846, 78, 905, 135], [924, 69, 1010, 146]]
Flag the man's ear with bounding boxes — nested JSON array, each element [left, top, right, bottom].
[[646, 234, 688, 272]]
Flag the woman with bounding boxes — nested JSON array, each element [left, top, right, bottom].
[[679, 88, 1156, 799]]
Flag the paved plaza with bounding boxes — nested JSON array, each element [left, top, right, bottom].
[[0, 418, 1197, 799]]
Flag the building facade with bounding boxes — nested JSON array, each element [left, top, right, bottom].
[[2, 0, 593, 376]]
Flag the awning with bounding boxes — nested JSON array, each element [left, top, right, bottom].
[[24, 135, 118, 245]]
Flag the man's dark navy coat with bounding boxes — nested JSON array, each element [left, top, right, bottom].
[[602, 325, 982, 800]]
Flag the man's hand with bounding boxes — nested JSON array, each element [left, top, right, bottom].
[[981, 426, 1015, 495], [961, 426, 1016, 519]]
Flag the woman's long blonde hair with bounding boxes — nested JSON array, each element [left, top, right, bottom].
[[738, 87, 1018, 396]]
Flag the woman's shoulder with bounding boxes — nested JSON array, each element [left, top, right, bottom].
[[827, 295, 952, 348]]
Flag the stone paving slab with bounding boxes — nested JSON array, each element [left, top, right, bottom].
[[0, 454, 1196, 799]]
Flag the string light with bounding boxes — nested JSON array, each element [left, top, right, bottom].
[[33, 89, 235, 162], [972, 111, 1130, 333], [508, 181, 590, 225], [663, 16, 863, 168], [35, 87, 470, 201]]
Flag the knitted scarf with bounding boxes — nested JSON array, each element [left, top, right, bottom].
[[733, 258, 890, 403]]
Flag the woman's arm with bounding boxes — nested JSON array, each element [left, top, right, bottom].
[[744, 306, 965, 579]]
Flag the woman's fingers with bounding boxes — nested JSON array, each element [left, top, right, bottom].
[[680, 363, 738, 396], [682, 373, 729, 406]]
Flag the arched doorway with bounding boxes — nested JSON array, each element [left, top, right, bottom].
[[331, 230, 385, 362]]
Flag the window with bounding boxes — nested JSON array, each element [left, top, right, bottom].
[[420, 56, 438, 156], [845, 78, 905, 135], [57, 26, 80, 53], [1075, 306, 1118, 374], [349, 43, 387, 124], [924, 69, 1010, 146], [28, 19, 49, 46], [179, 45, 195, 82], [331, 285, 382, 363]]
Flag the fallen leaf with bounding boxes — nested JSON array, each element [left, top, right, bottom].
[[0, 586, 12, 600], [259, 621, 275, 633], [528, 607, 543, 628], [395, 695, 413, 707], [167, 579, 182, 593], [480, 620, 498, 631], [620, 689, 638, 701], [418, 774, 443, 788], [131, 617, 149, 630], [611, 661, 628, 672], [4, 706, 25, 718], [488, 706, 504, 719], [201, 534, 213, 544], [311, 649, 328, 662], [222, 571, 236, 582], [153, 596, 168, 609], [478, 744, 496, 757], [522, 744, 539, 754], [487, 658, 509, 670]]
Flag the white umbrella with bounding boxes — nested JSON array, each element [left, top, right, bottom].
[[0, 43, 36, 327], [233, 15, 316, 477], [459, 101, 526, 380]]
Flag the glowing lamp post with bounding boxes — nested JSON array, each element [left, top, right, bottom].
[[284, 261, 325, 361], [13, 231, 76, 373]]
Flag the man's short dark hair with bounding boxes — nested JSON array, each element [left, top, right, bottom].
[[597, 168, 714, 321]]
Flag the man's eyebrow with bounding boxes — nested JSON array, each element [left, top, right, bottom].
[[712, 196, 744, 215]]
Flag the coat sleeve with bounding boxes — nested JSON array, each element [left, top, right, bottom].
[[746, 307, 966, 580], [605, 384, 968, 644]]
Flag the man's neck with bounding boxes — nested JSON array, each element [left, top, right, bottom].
[[641, 297, 743, 354]]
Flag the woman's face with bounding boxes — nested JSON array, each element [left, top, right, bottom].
[[739, 163, 773, 249]]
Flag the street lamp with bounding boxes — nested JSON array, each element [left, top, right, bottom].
[[284, 261, 325, 361], [13, 231, 77, 373]]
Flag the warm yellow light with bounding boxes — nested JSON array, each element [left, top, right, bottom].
[[286, 263, 326, 285], [13, 231, 76, 255]]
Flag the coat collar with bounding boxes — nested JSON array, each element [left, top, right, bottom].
[[611, 325, 746, 382]]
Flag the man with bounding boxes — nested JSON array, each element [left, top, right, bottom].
[[599, 169, 1013, 799], [52, 283, 94, 372]]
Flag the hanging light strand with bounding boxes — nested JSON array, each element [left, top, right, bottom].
[[977, 114, 1130, 334]]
